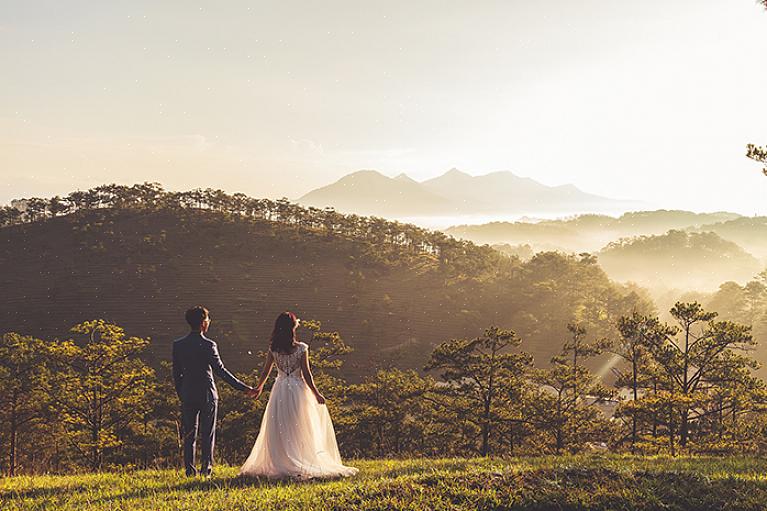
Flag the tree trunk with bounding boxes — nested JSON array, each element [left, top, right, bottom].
[[480, 417, 490, 457], [631, 358, 638, 454], [680, 323, 690, 449], [9, 415, 17, 476], [377, 423, 384, 458], [652, 380, 658, 439], [481, 341, 497, 457], [555, 392, 564, 454], [9, 390, 19, 476], [92, 425, 100, 470], [668, 404, 676, 457]]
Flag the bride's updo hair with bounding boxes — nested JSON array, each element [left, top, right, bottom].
[[270, 311, 299, 353]]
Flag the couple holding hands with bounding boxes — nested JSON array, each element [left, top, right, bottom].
[[172, 306, 357, 480]]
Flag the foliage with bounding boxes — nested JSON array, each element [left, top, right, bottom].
[[46, 320, 156, 470], [0, 334, 51, 476], [528, 324, 614, 453], [3, 301, 767, 475], [747, 143, 767, 175], [0, 183, 512, 283], [344, 368, 437, 457], [598, 229, 761, 290], [612, 313, 676, 453], [424, 326, 533, 456], [611, 303, 767, 456], [707, 275, 767, 366], [0, 184, 652, 381]]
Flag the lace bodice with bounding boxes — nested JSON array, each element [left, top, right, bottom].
[[272, 342, 307, 378]]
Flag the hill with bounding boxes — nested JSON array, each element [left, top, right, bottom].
[[445, 210, 744, 253], [693, 216, 767, 258], [4, 456, 767, 511], [597, 230, 762, 292], [298, 168, 625, 217], [0, 187, 650, 379]]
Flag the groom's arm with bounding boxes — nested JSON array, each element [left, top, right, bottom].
[[172, 342, 183, 400], [208, 341, 252, 392]]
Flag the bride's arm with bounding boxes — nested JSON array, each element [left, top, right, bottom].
[[300, 351, 326, 404], [253, 350, 275, 398]]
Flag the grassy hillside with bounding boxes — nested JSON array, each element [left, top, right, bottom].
[[0, 207, 647, 379], [4, 456, 767, 510]]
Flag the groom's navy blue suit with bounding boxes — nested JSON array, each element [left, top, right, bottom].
[[172, 332, 251, 476]]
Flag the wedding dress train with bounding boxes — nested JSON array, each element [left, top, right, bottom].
[[239, 342, 358, 479]]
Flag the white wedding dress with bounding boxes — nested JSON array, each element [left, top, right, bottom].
[[239, 342, 358, 479]]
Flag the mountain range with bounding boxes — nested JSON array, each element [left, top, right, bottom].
[[298, 168, 632, 217]]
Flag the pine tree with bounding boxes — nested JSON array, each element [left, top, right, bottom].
[[47, 320, 155, 470], [0, 333, 51, 475], [530, 324, 613, 453], [425, 326, 533, 456]]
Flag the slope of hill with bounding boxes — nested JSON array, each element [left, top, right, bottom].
[[0, 205, 649, 380], [597, 230, 762, 292], [298, 168, 625, 217], [446, 210, 743, 253], [694, 216, 767, 258]]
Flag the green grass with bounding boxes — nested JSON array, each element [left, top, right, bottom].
[[4, 456, 767, 510]]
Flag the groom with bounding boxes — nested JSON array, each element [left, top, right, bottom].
[[172, 306, 256, 477]]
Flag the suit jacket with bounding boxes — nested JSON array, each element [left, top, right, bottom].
[[172, 332, 250, 403]]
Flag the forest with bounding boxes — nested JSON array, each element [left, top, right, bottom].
[[447, 212, 767, 294], [0, 183, 652, 377], [2, 305, 765, 476], [2, 184, 767, 476]]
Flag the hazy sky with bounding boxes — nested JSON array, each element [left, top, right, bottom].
[[2, 1, 766, 213]]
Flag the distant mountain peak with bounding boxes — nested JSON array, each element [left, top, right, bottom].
[[394, 173, 417, 184], [342, 169, 387, 180], [443, 168, 471, 178], [298, 168, 452, 216]]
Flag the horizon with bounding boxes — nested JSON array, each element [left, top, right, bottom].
[[4, 174, 759, 223], [2, 1, 767, 215]]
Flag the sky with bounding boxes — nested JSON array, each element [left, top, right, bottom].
[[2, 0, 767, 214]]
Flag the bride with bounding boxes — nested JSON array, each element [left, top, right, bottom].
[[239, 311, 358, 479]]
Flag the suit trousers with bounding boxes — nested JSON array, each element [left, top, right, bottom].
[[181, 398, 218, 476]]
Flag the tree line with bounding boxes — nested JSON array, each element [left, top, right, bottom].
[[0, 183, 514, 281], [2, 303, 765, 476]]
